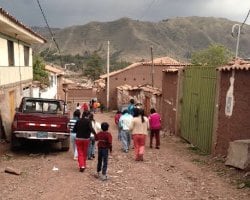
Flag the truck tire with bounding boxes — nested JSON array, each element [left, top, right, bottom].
[[11, 134, 21, 151], [61, 137, 70, 151]]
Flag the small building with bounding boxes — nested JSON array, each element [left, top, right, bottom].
[[214, 59, 250, 156], [117, 84, 161, 115], [99, 57, 181, 110], [35, 64, 65, 99], [0, 8, 46, 139], [67, 84, 96, 112]]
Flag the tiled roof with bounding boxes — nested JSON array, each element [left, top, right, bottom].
[[117, 84, 161, 95], [162, 65, 185, 73], [45, 65, 65, 75], [0, 7, 46, 43], [217, 58, 250, 71], [100, 56, 184, 79]]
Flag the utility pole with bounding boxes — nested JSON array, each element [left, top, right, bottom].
[[150, 46, 154, 87], [106, 41, 110, 111], [232, 24, 241, 59]]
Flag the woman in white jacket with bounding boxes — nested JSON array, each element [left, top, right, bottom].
[[129, 108, 149, 161]]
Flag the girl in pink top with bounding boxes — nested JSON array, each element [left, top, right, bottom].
[[148, 108, 161, 149]]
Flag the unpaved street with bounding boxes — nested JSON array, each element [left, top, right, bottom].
[[0, 112, 249, 200]]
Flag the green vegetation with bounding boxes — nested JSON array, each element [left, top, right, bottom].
[[33, 55, 49, 85], [84, 53, 104, 80], [39, 49, 131, 80], [191, 44, 233, 67], [187, 145, 208, 156]]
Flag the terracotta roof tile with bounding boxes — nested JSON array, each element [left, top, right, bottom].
[[117, 84, 161, 95], [218, 58, 250, 71], [45, 65, 65, 75], [162, 65, 186, 72], [100, 56, 185, 79]]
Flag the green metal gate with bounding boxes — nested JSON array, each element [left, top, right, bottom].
[[180, 66, 217, 153]]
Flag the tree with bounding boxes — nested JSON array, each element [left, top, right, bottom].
[[191, 44, 232, 67], [33, 55, 49, 85], [84, 53, 104, 80]]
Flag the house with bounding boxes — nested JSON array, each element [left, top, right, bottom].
[[36, 64, 65, 99], [98, 57, 182, 110], [117, 84, 162, 116], [67, 84, 96, 112], [214, 58, 250, 156], [0, 7, 46, 139]]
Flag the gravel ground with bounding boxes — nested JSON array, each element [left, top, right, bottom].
[[0, 112, 249, 200]]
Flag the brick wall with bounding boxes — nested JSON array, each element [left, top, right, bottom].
[[104, 64, 165, 110]]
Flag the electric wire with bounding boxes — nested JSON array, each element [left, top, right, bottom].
[[36, 0, 63, 66], [139, 0, 158, 21], [241, 9, 250, 28]]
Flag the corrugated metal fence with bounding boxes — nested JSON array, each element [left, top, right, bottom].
[[180, 66, 217, 153]]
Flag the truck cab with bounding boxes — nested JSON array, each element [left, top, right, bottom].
[[11, 97, 70, 151]]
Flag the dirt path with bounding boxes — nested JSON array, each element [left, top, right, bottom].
[[0, 112, 249, 200]]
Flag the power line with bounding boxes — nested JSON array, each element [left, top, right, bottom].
[[36, 0, 62, 63], [139, 0, 158, 21], [241, 9, 250, 28]]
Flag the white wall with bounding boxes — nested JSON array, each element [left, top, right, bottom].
[[14, 42, 24, 66], [39, 73, 58, 99], [0, 66, 33, 86], [0, 35, 33, 86], [0, 37, 8, 66]]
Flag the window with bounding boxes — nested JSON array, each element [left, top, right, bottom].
[[50, 75, 54, 87], [7, 40, 14, 66], [24, 46, 29, 66]]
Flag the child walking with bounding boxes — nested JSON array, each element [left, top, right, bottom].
[[95, 122, 112, 181]]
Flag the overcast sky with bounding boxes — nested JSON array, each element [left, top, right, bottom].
[[1, 0, 250, 28]]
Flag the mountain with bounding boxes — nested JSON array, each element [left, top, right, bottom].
[[32, 17, 250, 62]]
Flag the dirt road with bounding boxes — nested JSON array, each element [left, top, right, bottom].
[[0, 112, 249, 200]]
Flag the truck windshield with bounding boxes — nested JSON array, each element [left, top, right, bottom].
[[23, 100, 63, 114]]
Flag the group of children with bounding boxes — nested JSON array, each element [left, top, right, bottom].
[[115, 99, 162, 161], [69, 99, 161, 181], [69, 104, 112, 181]]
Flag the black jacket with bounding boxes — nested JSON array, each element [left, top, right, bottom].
[[74, 117, 96, 139]]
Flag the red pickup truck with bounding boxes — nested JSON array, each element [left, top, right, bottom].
[[11, 97, 70, 151]]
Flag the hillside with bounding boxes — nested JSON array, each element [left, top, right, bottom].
[[32, 17, 250, 62]]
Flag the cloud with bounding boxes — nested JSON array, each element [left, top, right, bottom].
[[0, 0, 249, 28]]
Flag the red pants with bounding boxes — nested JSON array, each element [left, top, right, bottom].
[[150, 129, 160, 147], [76, 139, 89, 168], [133, 134, 146, 160]]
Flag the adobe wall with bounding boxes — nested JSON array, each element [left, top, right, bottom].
[[161, 72, 178, 134], [215, 70, 250, 155], [107, 65, 164, 110], [67, 88, 96, 112]]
